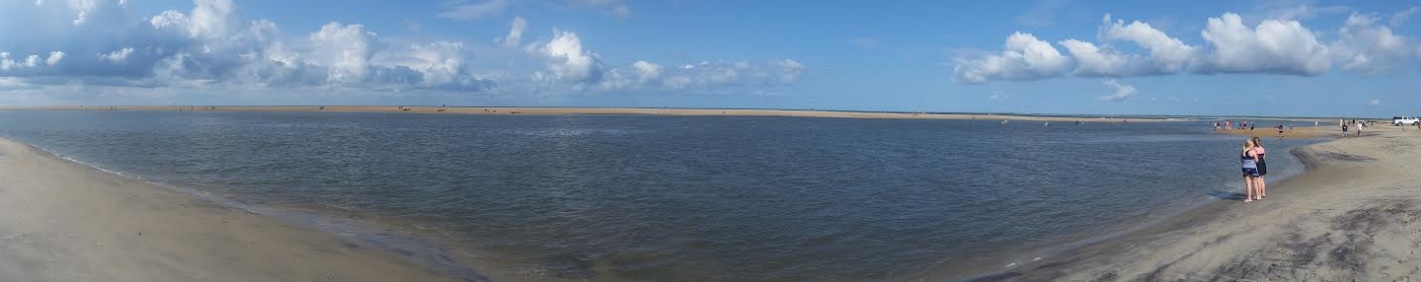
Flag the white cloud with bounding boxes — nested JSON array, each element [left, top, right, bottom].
[[1196, 13, 1331, 75], [954, 32, 1071, 83], [1369, 98, 1381, 105], [1100, 14, 1197, 73], [0, 51, 65, 71], [529, 29, 602, 83], [770, 59, 805, 83], [631, 60, 660, 82], [1058, 39, 1140, 76], [1098, 79, 1137, 102], [1050, 15, 1197, 77], [99, 47, 134, 63], [46, 51, 65, 66], [958, 6, 1421, 83], [308, 22, 383, 83], [495, 16, 528, 48], [23, 55, 40, 67], [0, 0, 797, 102], [47, 0, 111, 26], [1332, 12, 1412, 73], [989, 92, 1010, 100]]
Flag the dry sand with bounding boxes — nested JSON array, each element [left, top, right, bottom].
[[974, 125, 1421, 281], [9, 105, 1167, 122], [0, 138, 461, 282]]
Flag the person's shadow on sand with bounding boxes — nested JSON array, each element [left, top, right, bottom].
[[1208, 190, 1248, 200]]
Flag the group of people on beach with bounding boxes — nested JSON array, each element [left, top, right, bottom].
[[1214, 120, 1257, 131], [1214, 120, 1287, 136], [1239, 137, 1268, 202], [1340, 119, 1367, 137]]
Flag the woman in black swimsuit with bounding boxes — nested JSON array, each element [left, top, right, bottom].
[[1251, 137, 1267, 199]]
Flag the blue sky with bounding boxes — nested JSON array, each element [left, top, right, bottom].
[[0, 0, 1419, 117]]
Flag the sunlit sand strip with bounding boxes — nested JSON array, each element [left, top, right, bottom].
[[0, 138, 463, 282]]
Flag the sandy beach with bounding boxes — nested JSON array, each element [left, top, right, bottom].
[[976, 124, 1421, 281], [6, 105, 1169, 122], [0, 138, 460, 281]]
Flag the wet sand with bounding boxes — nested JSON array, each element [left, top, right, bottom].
[[10, 105, 1166, 122], [0, 138, 461, 281], [973, 125, 1421, 281], [1217, 125, 1342, 139]]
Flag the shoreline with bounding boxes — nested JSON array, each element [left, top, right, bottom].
[[970, 124, 1421, 281], [0, 137, 469, 281], [939, 133, 1324, 281], [1, 106, 1173, 122]]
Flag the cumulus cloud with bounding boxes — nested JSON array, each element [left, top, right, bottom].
[[0, 0, 498, 93], [956, 8, 1420, 83], [99, 47, 134, 63], [953, 32, 1071, 83], [522, 28, 805, 93], [1, 0, 800, 102], [1332, 12, 1412, 73], [1196, 13, 1331, 75], [0, 51, 66, 71], [529, 29, 602, 83], [1099, 14, 1197, 73], [1098, 79, 1137, 102], [631, 60, 660, 82], [46, 51, 65, 66], [495, 16, 528, 48]]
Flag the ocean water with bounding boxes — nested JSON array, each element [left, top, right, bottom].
[[0, 110, 1321, 281]]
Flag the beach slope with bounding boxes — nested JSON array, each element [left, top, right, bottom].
[[985, 126, 1421, 281], [0, 138, 457, 281]]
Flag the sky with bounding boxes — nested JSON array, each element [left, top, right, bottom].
[[0, 0, 1419, 117]]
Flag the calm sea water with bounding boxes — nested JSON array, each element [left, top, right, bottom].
[[0, 110, 1321, 281]]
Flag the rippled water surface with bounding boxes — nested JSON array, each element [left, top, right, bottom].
[[0, 110, 1322, 280]]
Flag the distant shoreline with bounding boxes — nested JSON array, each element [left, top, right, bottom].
[[0, 105, 1204, 122]]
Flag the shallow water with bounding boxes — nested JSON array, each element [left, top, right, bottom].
[[0, 110, 1321, 281]]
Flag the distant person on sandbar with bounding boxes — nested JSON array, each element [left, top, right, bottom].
[[1240, 140, 1262, 202], [1251, 137, 1267, 199]]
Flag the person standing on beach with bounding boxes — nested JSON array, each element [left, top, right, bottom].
[[1251, 137, 1267, 199], [1241, 140, 1262, 202]]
